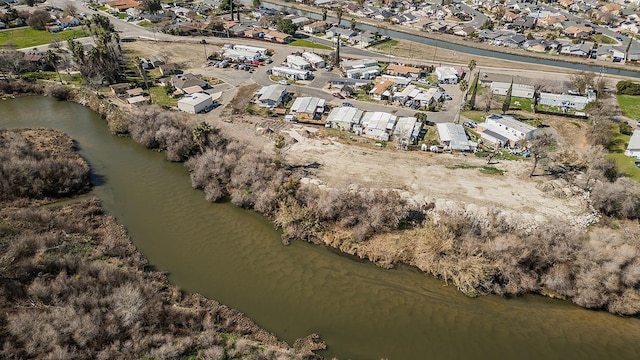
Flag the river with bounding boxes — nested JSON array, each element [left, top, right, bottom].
[[255, 1, 640, 79], [3, 96, 640, 360]]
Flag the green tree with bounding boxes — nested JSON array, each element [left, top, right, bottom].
[[502, 80, 513, 114], [459, 79, 468, 93], [26, 10, 52, 30], [142, 0, 162, 14], [336, 7, 344, 26], [276, 19, 298, 35], [480, 19, 493, 30], [322, 8, 327, 21], [350, 17, 357, 31], [252, 0, 261, 8], [468, 59, 476, 73]]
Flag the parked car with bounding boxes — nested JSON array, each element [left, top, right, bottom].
[[417, 78, 429, 84], [342, 102, 353, 107], [444, 94, 452, 100], [278, 80, 289, 85], [332, 92, 344, 99]]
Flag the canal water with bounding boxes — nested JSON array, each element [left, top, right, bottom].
[[3, 96, 640, 359], [256, 1, 640, 79]]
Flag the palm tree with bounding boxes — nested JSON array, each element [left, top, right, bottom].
[[468, 59, 476, 73], [322, 8, 327, 21], [46, 50, 62, 84], [336, 7, 343, 26], [350, 17, 357, 31], [459, 79, 468, 93]]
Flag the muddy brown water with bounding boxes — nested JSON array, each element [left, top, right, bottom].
[[3, 96, 640, 359]]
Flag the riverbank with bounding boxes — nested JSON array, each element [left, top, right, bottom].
[[0, 126, 324, 358], [264, 0, 640, 77], [6, 77, 640, 319]]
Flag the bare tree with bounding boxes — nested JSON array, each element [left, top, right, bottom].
[[568, 71, 596, 95], [528, 132, 555, 177]]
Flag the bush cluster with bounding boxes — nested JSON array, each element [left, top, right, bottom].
[[616, 80, 640, 95], [0, 129, 90, 201], [0, 200, 319, 359]]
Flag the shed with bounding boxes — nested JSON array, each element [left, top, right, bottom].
[[490, 82, 535, 99], [126, 87, 144, 97], [178, 93, 213, 114]]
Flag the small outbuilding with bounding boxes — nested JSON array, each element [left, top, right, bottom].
[[178, 93, 213, 114]]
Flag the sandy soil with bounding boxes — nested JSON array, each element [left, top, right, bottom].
[[281, 131, 590, 223]]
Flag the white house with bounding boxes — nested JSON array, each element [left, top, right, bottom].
[[436, 123, 476, 151], [539, 92, 595, 110], [177, 93, 213, 114], [342, 58, 381, 79], [286, 55, 311, 70], [232, 44, 268, 56], [626, 130, 640, 158], [270, 66, 312, 80], [301, 52, 325, 69], [393, 116, 423, 144], [325, 106, 364, 131], [358, 112, 397, 141], [435, 67, 459, 84], [479, 114, 536, 147], [257, 84, 288, 108], [303, 20, 330, 34]]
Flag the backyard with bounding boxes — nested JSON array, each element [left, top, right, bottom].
[[0, 28, 87, 48], [289, 39, 332, 50], [607, 124, 640, 182]]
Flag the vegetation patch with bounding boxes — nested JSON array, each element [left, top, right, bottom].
[[617, 94, 640, 119], [0, 28, 87, 49], [289, 39, 332, 50], [149, 87, 178, 108], [447, 163, 504, 175]]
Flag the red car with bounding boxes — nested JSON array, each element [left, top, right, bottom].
[[332, 92, 344, 99]]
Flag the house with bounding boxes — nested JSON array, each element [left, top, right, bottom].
[[170, 73, 209, 94], [478, 114, 536, 147], [490, 82, 535, 99], [289, 96, 326, 121], [110, 83, 131, 96], [393, 116, 422, 144], [454, 26, 477, 37], [221, 48, 263, 62], [326, 26, 357, 40], [563, 25, 592, 38], [177, 93, 213, 114], [558, 0, 574, 8], [325, 106, 365, 131], [386, 64, 422, 78], [257, 84, 289, 108], [626, 130, 640, 158], [538, 92, 594, 110], [436, 123, 476, 151], [158, 63, 177, 76], [342, 58, 380, 79], [560, 43, 592, 57], [286, 55, 311, 70], [599, 3, 622, 13], [358, 111, 397, 141], [327, 76, 371, 89], [301, 52, 325, 69], [270, 66, 312, 80], [369, 80, 395, 101], [303, 20, 330, 34], [435, 67, 459, 84], [56, 15, 79, 28], [105, 0, 140, 12], [263, 30, 292, 43]]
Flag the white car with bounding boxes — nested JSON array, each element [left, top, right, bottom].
[[278, 80, 289, 85]]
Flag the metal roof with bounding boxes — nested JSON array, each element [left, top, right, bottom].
[[628, 130, 640, 151], [290, 97, 325, 114]]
